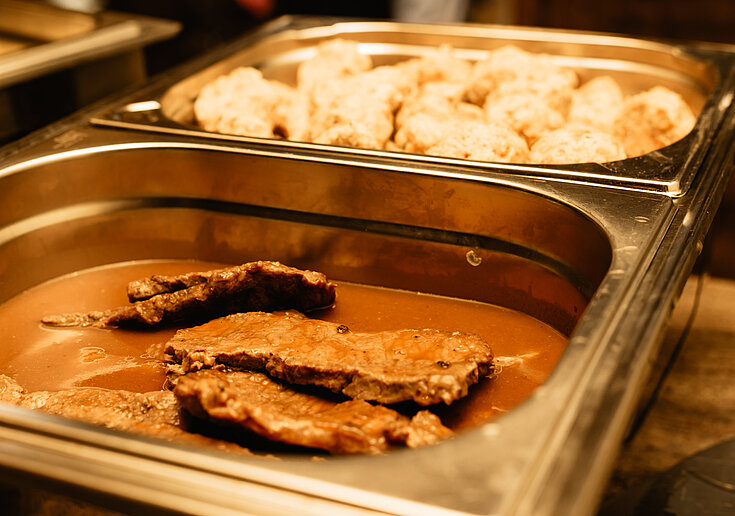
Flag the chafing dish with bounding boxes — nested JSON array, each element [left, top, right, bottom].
[[90, 16, 735, 195], [0, 16, 734, 516]]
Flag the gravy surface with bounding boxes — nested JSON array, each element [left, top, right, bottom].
[[0, 260, 567, 431]]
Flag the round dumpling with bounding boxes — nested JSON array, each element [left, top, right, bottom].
[[529, 125, 626, 164], [425, 120, 529, 163], [401, 44, 473, 85], [297, 39, 373, 96], [568, 76, 624, 133], [484, 91, 565, 144], [466, 45, 578, 106], [614, 86, 696, 157], [194, 67, 297, 138]]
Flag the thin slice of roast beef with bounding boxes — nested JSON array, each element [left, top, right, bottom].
[[41, 261, 336, 329], [174, 369, 453, 454], [0, 374, 251, 455], [165, 310, 494, 406]]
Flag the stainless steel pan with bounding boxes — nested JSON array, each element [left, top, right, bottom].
[[0, 17, 734, 516], [90, 16, 735, 194]]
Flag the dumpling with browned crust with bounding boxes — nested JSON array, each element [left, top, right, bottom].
[[297, 38, 373, 97], [614, 86, 696, 157], [484, 90, 566, 144], [529, 125, 626, 164], [568, 76, 624, 133], [424, 120, 529, 163], [466, 45, 578, 106], [400, 44, 473, 85], [309, 65, 413, 150], [194, 67, 302, 139]]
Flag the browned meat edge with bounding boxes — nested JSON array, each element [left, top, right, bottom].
[[174, 369, 453, 454], [41, 261, 336, 329], [0, 374, 251, 455]]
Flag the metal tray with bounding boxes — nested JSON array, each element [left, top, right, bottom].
[[88, 15, 735, 195], [0, 90, 734, 514], [1, 16, 735, 516], [0, 0, 179, 143]]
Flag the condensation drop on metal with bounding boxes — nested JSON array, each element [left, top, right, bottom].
[[466, 250, 482, 266]]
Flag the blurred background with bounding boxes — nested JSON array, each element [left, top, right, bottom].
[[99, 0, 735, 75]]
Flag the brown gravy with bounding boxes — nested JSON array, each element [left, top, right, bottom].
[[0, 260, 567, 431]]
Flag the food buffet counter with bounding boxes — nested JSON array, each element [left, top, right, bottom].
[[1, 14, 734, 516]]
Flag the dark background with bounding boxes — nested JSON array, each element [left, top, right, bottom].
[[104, 0, 735, 76]]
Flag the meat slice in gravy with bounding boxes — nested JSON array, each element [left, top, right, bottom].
[[165, 310, 494, 406], [41, 261, 336, 329], [0, 375, 252, 454], [174, 369, 452, 454]]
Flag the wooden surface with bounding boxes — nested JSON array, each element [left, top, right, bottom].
[[602, 274, 735, 509]]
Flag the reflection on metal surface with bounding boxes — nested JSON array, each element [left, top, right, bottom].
[[465, 249, 482, 266], [0, 132, 670, 516], [0, 14, 178, 89], [0, 17, 733, 516], [123, 100, 161, 112], [0, 3, 179, 143], [0, 0, 96, 42]]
